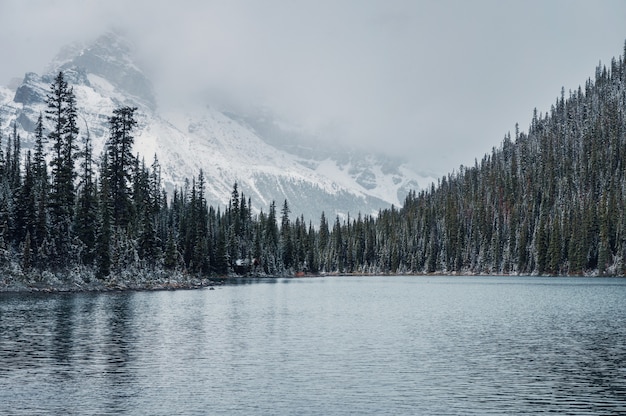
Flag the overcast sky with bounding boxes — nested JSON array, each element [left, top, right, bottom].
[[1, 0, 625, 177]]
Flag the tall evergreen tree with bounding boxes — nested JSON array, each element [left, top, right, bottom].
[[12, 152, 36, 248], [95, 174, 112, 279], [8, 122, 21, 190], [104, 106, 138, 229], [74, 125, 98, 265], [32, 113, 49, 252], [280, 199, 293, 269], [46, 71, 79, 264]]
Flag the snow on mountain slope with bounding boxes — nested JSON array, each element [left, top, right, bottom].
[[312, 157, 424, 207], [0, 31, 433, 220]]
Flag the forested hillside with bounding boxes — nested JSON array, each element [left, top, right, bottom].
[[387, 44, 626, 276], [1, 43, 626, 290]]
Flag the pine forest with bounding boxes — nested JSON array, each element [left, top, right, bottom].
[[2, 44, 626, 290]]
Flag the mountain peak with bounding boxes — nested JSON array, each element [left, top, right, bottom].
[[1, 31, 432, 219], [46, 31, 156, 110]]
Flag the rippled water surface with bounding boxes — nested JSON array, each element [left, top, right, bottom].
[[1, 275, 626, 415]]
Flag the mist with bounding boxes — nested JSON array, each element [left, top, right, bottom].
[[1, 0, 625, 177]]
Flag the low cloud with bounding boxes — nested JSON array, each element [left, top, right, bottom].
[[1, 0, 625, 176]]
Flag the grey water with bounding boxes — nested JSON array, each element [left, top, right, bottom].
[[1, 276, 626, 415]]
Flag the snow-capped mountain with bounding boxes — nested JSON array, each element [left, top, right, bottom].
[[0, 32, 434, 220]]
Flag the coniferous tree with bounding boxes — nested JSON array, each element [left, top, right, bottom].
[[213, 220, 229, 275], [332, 215, 344, 272], [46, 71, 79, 265], [9, 122, 21, 190], [13, 152, 36, 249], [104, 106, 138, 229], [163, 227, 178, 270], [32, 113, 49, 252], [21, 231, 33, 272], [264, 201, 279, 274], [280, 199, 293, 269], [74, 125, 98, 265], [191, 171, 209, 273], [95, 162, 113, 279], [318, 212, 329, 272], [0, 123, 13, 254]]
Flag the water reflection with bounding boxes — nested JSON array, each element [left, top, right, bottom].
[[1, 276, 626, 415], [222, 276, 280, 285], [0, 292, 143, 414], [52, 295, 74, 366]]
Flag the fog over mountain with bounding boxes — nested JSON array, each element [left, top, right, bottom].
[[0, 31, 431, 219], [1, 1, 625, 179]]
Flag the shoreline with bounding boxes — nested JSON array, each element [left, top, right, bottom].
[[2, 270, 623, 294], [0, 277, 223, 294]]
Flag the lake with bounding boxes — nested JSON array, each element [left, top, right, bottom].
[[1, 275, 626, 415]]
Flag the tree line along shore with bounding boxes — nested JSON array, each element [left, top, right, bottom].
[[3, 45, 626, 292]]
